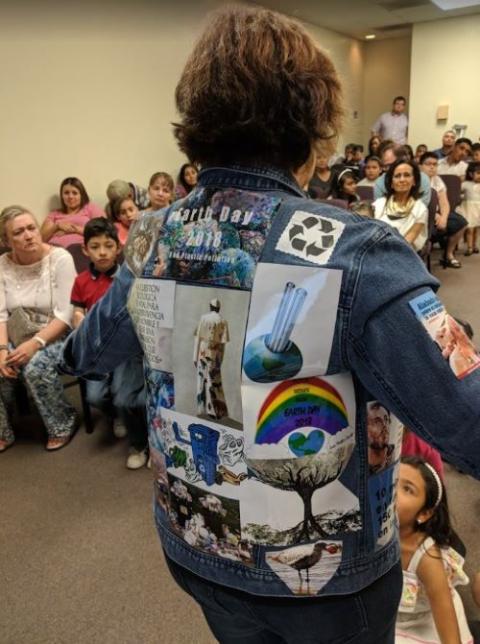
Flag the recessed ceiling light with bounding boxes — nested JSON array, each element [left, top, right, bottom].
[[431, 0, 480, 9], [365, 34, 376, 39]]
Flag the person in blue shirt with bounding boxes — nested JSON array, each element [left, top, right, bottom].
[[433, 130, 457, 160], [62, 6, 480, 643]]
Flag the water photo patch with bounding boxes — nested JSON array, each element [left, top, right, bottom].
[[243, 263, 342, 383]]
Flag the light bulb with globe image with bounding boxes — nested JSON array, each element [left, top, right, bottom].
[[243, 282, 306, 382]]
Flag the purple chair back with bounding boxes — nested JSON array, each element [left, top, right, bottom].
[[356, 185, 374, 202], [317, 198, 349, 210], [67, 243, 89, 274], [427, 189, 438, 238], [439, 174, 462, 209]]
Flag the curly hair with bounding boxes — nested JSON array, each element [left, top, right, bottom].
[[173, 5, 344, 170]]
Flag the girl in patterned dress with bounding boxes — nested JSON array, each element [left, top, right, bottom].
[[459, 162, 480, 256], [395, 456, 472, 643]]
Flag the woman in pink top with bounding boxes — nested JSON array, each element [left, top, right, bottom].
[[41, 177, 105, 248]]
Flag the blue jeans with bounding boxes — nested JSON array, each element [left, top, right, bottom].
[[85, 355, 147, 450], [165, 555, 402, 644]]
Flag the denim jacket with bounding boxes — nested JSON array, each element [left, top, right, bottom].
[[63, 165, 480, 598]]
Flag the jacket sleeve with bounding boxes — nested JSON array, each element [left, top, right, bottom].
[[347, 230, 480, 479], [62, 262, 142, 376]]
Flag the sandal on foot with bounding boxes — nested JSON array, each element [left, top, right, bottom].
[[46, 436, 72, 451], [0, 438, 14, 453], [474, 247, 479, 254], [464, 248, 473, 256], [444, 258, 462, 269]]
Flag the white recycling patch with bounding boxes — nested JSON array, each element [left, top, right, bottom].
[[276, 211, 345, 265]]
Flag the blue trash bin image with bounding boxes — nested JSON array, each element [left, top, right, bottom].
[[188, 424, 220, 486]]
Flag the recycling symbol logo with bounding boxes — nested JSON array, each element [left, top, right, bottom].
[[288, 216, 336, 257], [276, 210, 345, 265]]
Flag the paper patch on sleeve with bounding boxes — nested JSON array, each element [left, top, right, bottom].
[[276, 211, 345, 265], [409, 291, 480, 379]]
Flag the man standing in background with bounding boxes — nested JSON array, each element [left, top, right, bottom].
[[371, 96, 408, 145]]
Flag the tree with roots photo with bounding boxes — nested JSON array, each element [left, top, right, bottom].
[[246, 442, 358, 544]]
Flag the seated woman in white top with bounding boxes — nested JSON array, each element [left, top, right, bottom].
[[420, 151, 467, 269], [0, 206, 77, 452], [373, 159, 428, 252]]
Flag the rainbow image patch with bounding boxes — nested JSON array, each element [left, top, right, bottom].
[[255, 377, 349, 445]]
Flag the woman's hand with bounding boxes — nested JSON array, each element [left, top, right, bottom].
[[5, 339, 39, 368], [0, 350, 18, 378], [56, 221, 78, 234], [435, 213, 448, 231]]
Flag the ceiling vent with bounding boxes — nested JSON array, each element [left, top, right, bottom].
[[376, 22, 413, 30]]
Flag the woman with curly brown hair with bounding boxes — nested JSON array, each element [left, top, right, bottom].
[[64, 5, 480, 643]]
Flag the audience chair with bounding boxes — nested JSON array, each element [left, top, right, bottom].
[[62, 376, 95, 434], [318, 198, 349, 210], [356, 186, 374, 202], [67, 243, 90, 274], [439, 175, 462, 210], [421, 188, 438, 272]]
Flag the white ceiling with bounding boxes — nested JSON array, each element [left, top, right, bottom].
[[254, 0, 480, 40]]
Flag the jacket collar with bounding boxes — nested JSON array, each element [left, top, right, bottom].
[[198, 164, 307, 198]]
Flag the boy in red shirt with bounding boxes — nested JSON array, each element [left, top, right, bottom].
[[71, 218, 148, 469]]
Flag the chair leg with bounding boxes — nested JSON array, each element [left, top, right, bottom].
[[79, 378, 94, 434]]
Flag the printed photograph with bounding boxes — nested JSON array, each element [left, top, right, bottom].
[[123, 212, 164, 276], [152, 408, 247, 491], [241, 472, 361, 547], [172, 284, 250, 430], [167, 473, 253, 564], [410, 291, 480, 379], [242, 373, 357, 459], [144, 366, 174, 426], [146, 187, 282, 288], [127, 278, 175, 372], [368, 463, 400, 548], [266, 539, 342, 595], [149, 446, 170, 513], [367, 401, 403, 475], [243, 263, 342, 383], [239, 373, 360, 546]]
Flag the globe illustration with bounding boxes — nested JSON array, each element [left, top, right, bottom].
[[243, 335, 303, 382]]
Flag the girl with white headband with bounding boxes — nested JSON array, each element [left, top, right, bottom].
[[395, 456, 472, 643]]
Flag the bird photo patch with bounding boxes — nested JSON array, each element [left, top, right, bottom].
[[276, 210, 345, 265], [265, 539, 343, 595]]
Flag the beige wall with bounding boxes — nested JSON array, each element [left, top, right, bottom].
[[0, 0, 218, 218], [0, 1, 365, 219], [362, 35, 411, 146], [303, 23, 365, 152], [409, 14, 480, 149]]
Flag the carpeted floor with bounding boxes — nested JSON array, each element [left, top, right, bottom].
[[1, 249, 479, 644]]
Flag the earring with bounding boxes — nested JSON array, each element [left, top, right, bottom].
[[416, 519, 423, 525]]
